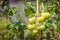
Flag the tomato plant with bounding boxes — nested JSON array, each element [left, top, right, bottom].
[[0, 0, 59, 40]]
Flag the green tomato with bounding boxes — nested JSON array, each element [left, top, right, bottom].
[[32, 30, 38, 35], [37, 25, 45, 31], [28, 17, 36, 24]]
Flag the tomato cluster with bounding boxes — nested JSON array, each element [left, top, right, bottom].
[[27, 12, 51, 34]]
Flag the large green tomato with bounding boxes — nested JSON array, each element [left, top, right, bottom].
[[41, 12, 50, 19], [27, 24, 35, 30], [37, 16, 45, 23]]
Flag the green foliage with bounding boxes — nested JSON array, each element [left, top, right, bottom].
[[8, 7, 17, 16], [24, 0, 59, 40], [24, 2, 35, 17], [6, 20, 27, 30]]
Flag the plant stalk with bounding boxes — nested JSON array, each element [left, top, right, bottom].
[[36, 0, 40, 40]]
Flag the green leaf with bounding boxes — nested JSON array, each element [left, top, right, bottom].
[[24, 5, 35, 17], [52, 23, 57, 30], [8, 7, 17, 16]]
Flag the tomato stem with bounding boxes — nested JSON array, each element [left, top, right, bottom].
[[36, 0, 40, 40]]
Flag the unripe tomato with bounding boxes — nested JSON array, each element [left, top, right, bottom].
[[27, 24, 35, 30], [28, 17, 36, 24], [37, 16, 45, 23], [37, 25, 45, 31], [41, 12, 50, 19], [32, 30, 38, 35]]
